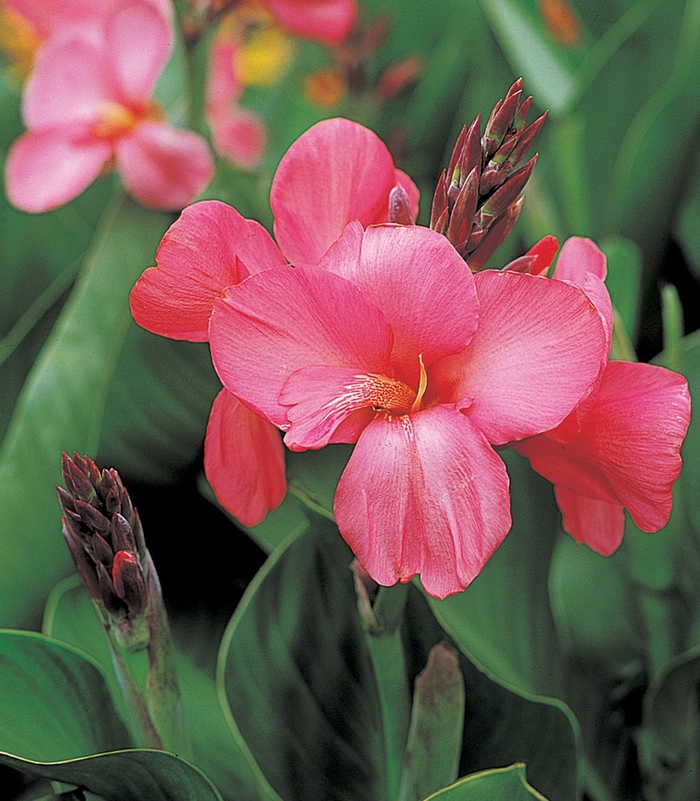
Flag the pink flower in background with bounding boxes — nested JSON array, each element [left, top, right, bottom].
[[131, 118, 415, 525], [5, 0, 213, 212], [266, 0, 357, 46], [205, 21, 267, 170], [209, 223, 608, 597], [514, 237, 691, 554]]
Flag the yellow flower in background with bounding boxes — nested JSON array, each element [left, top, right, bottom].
[[231, 2, 295, 88], [0, 3, 41, 81]]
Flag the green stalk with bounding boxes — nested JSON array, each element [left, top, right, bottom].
[[145, 556, 191, 757], [362, 582, 411, 801]]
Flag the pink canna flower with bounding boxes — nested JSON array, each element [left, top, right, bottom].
[[205, 19, 267, 170], [513, 237, 691, 554], [208, 223, 608, 597], [266, 0, 357, 46], [5, 0, 213, 212], [131, 117, 415, 526]]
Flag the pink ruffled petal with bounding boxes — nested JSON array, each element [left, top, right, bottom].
[[130, 200, 285, 341], [554, 236, 607, 283], [116, 121, 213, 210], [270, 118, 398, 265], [280, 365, 406, 449], [554, 486, 625, 556], [566, 361, 689, 532], [204, 389, 286, 526], [208, 106, 267, 170], [334, 405, 512, 599], [210, 266, 393, 428], [106, 0, 172, 106], [23, 37, 112, 129], [513, 432, 621, 504], [5, 128, 110, 213], [268, 0, 357, 45], [431, 270, 607, 444], [320, 224, 478, 382]]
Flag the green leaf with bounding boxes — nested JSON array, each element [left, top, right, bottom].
[[599, 235, 642, 347], [42, 578, 269, 801], [424, 764, 548, 800], [0, 195, 171, 628], [638, 646, 700, 801], [0, 630, 132, 761], [0, 750, 223, 801], [403, 590, 579, 801], [217, 519, 386, 801], [478, 0, 577, 114]]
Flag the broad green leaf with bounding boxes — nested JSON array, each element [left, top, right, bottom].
[[0, 750, 223, 801], [600, 235, 642, 346], [42, 578, 269, 801], [428, 450, 565, 698], [0, 195, 171, 628], [478, 0, 577, 114], [218, 519, 386, 801], [638, 646, 700, 801], [0, 630, 131, 760], [424, 764, 548, 800], [403, 590, 579, 801], [97, 328, 219, 484]]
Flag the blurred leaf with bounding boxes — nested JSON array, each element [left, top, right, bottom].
[[424, 764, 548, 800], [600, 235, 642, 345], [427, 450, 565, 698], [0, 195, 170, 628], [638, 646, 700, 800], [217, 518, 384, 801], [0, 750, 223, 801], [478, 0, 577, 114], [42, 579, 267, 801], [404, 590, 579, 801], [0, 630, 131, 760]]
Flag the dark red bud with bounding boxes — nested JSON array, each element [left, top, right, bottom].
[[446, 167, 478, 249], [468, 196, 525, 271], [113, 551, 148, 616], [430, 172, 449, 230], [110, 512, 137, 553], [388, 184, 415, 225], [74, 498, 111, 534]]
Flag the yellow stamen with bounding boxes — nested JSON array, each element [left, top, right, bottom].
[[93, 102, 140, 140], [410, 354, 428, 414], [0, 5, 42, 81]]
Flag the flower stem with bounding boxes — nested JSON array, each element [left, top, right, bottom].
[[145, 555, 191, 757], [363, 582, 411, 801]]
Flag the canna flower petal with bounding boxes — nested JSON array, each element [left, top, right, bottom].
[[210, 265, 394, 428], [268, 0, 357, 45], [23, 36, 111, 128], [519, 361, 690, 537], [553, 237, 613, 350], [204, 389, 286, 526], [5, 127, 110, 212], [207, 106, 267, 170], [334, 405, 512, 599], [553, 487, 625, 556], [320, 224, 479, 381], [116, 121, 214, 210], [106, 0, 172, 106], [431, 270, 607, 444], [130, 200, 285, 341], [270, 118, 418, 265]]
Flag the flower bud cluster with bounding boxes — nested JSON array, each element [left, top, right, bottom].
[[430, 78, 546, 271], [58, 452, 150, 648]]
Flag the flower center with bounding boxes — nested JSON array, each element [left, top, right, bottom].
[[370, 355, 429, 417], [93, 102, 140, 140]]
